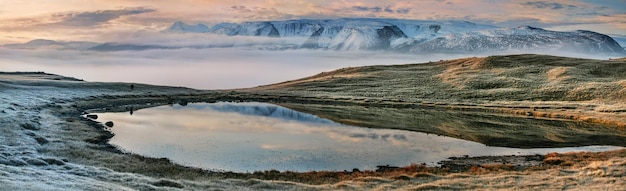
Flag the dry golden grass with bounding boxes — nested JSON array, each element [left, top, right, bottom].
[[254, 54, 626, 104], [250, 54, 626, 130], [546, 66, 570, 81]]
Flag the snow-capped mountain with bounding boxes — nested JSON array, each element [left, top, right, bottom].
[[165, 18, 626, 56], [4, 18, 624, 57], [394, 26, 625, 54]]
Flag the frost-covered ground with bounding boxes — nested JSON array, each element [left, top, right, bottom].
[[0, 73, 189, 190], [1, 72, 625, 190]]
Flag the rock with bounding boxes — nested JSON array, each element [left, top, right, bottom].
[[104, 121, 114, 127], [42, 158, 65, 165], [24, 131, 36, 136], [25, 158, 48, 166], [34, 137, 49, 145], [85, 114, 98, 120], [352, 168, 361, 173], [375, 165, 400, 172], [20, 123, 39, 130], [152, 179, 184, 188], [4, 159, 28, 166]]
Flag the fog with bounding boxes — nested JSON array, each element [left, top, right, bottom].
[[1, 29, 618, 90], [0, 47, 482, 89]]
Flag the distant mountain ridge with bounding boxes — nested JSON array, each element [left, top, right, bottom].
[[2, 18, 625, 57], [2, 39, 99, 50], [165, 18, 625, 55]]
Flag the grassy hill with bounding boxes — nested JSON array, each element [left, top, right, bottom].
[[254, 54, 626, 104], [246, 54, 626, 148]]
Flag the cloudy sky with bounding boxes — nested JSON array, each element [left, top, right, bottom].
[[0, 0, 624, 43]]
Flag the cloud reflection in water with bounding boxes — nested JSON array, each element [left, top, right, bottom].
[[95, 102, 623, 172]]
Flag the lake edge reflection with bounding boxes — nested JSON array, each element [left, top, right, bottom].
[[94, 102, 624, 172]]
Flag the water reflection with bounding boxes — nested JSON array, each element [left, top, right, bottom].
[[95, 102, 622, 172]]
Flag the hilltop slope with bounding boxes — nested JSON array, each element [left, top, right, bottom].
[[254, 54, 626, 103], [251, 54, 626, 133], [246, 54, 626, 148]]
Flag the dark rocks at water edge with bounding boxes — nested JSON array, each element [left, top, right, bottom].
[[375, 165, 400, 172], [85, 114, 98, 120], [104, 121, 114, 128]]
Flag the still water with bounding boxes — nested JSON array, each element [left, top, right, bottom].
[[95, 102, 622, 172]]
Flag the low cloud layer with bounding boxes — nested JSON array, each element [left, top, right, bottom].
[[1, 47, 451, 89], [522, 1, 577, 10], [54, 8, 155, 27], [0, 7, 155, 29], [351, 6, 411, 14], [1, 42, 611, 90]]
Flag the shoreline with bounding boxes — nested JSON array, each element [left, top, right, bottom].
[[58, 93, 626, 187], [72, 90, 625, 171]]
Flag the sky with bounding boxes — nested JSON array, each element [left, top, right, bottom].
[[0, 0, 625, 43]]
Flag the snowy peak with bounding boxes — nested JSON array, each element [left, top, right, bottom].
[[204, 18, 413, 50], [166, 21, 210, 33], [3, 18, 624, 57], [189, 18, 625, 55]]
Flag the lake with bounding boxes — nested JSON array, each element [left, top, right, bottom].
[[93, 102, 623, 172]]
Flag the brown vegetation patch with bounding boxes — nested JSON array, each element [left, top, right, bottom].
[[542, 149, 626, 168], [547, 66, 570, 81], [436, 57, 487, 88]]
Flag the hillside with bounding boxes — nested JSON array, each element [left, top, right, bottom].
[[254, 54, 626, 104], [250, 55, 626, 144]]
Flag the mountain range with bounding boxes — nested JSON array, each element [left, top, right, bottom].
[[3, 18, 625, 56]]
